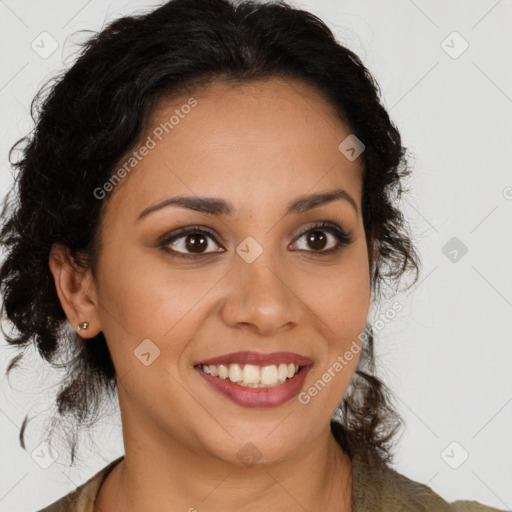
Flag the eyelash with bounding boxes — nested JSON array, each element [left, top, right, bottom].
[[159, 221, 353, 260]]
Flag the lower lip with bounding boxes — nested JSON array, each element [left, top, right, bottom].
[[195, 365, 312, 408]]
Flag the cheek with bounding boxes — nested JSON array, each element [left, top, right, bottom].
[[97, 247, 194, 331], [95, 252, 222, 371], [306, 265, 370, 340]]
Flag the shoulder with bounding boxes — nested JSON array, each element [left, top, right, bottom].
[[351, 446, 506, 512], [450, 501, 509, 512], [36, 485, 83, 512], [36, 456, 124, 512]]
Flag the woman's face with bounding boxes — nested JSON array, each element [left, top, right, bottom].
[[87, 77, 371, 465]]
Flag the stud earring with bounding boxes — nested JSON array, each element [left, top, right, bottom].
[[76, 321, 89, 334]]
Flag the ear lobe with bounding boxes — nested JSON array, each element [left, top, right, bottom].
[[48, 243, 101, 338]]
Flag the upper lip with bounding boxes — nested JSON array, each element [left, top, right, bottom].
[[194, 351, 313, 367]]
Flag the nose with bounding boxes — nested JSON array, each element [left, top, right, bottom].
[[218, 251, 304, 336]]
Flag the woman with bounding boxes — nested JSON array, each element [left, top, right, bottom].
[[0, 0, 505, 511]]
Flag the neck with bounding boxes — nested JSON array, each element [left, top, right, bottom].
[[97, 420, 353, 512]]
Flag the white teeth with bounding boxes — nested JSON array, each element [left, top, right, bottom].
[[242, 364, 260, 384], [218, 364, 229, 379], [200, 362, 302, 387], [229, 364, 243, 383], [261, 365, 279, 386], [278, 363, 288, 383]]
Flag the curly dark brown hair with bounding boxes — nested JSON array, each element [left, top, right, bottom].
[[0, 0, 420, 467]]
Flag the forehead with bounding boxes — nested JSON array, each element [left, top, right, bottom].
[[104, 77, 363, 220]]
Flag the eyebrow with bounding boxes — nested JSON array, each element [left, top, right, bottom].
[[137, 188, 359, 221]]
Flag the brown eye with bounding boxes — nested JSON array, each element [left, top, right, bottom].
[[305, 230, 328, 251], [290, 222, 353, 255], [160, 226, 224, 259], [183, 232, 208, 253], [160, 221, 352, 260]]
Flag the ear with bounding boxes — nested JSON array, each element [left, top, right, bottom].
[[48, 243, 101, 338]]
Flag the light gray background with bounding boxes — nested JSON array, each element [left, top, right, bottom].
[[0, 1, 511, 511]]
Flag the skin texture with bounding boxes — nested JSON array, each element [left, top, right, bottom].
[[49, 77, 371, 512]]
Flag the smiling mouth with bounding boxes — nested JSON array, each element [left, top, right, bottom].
[[194, 362, 305, 388]]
